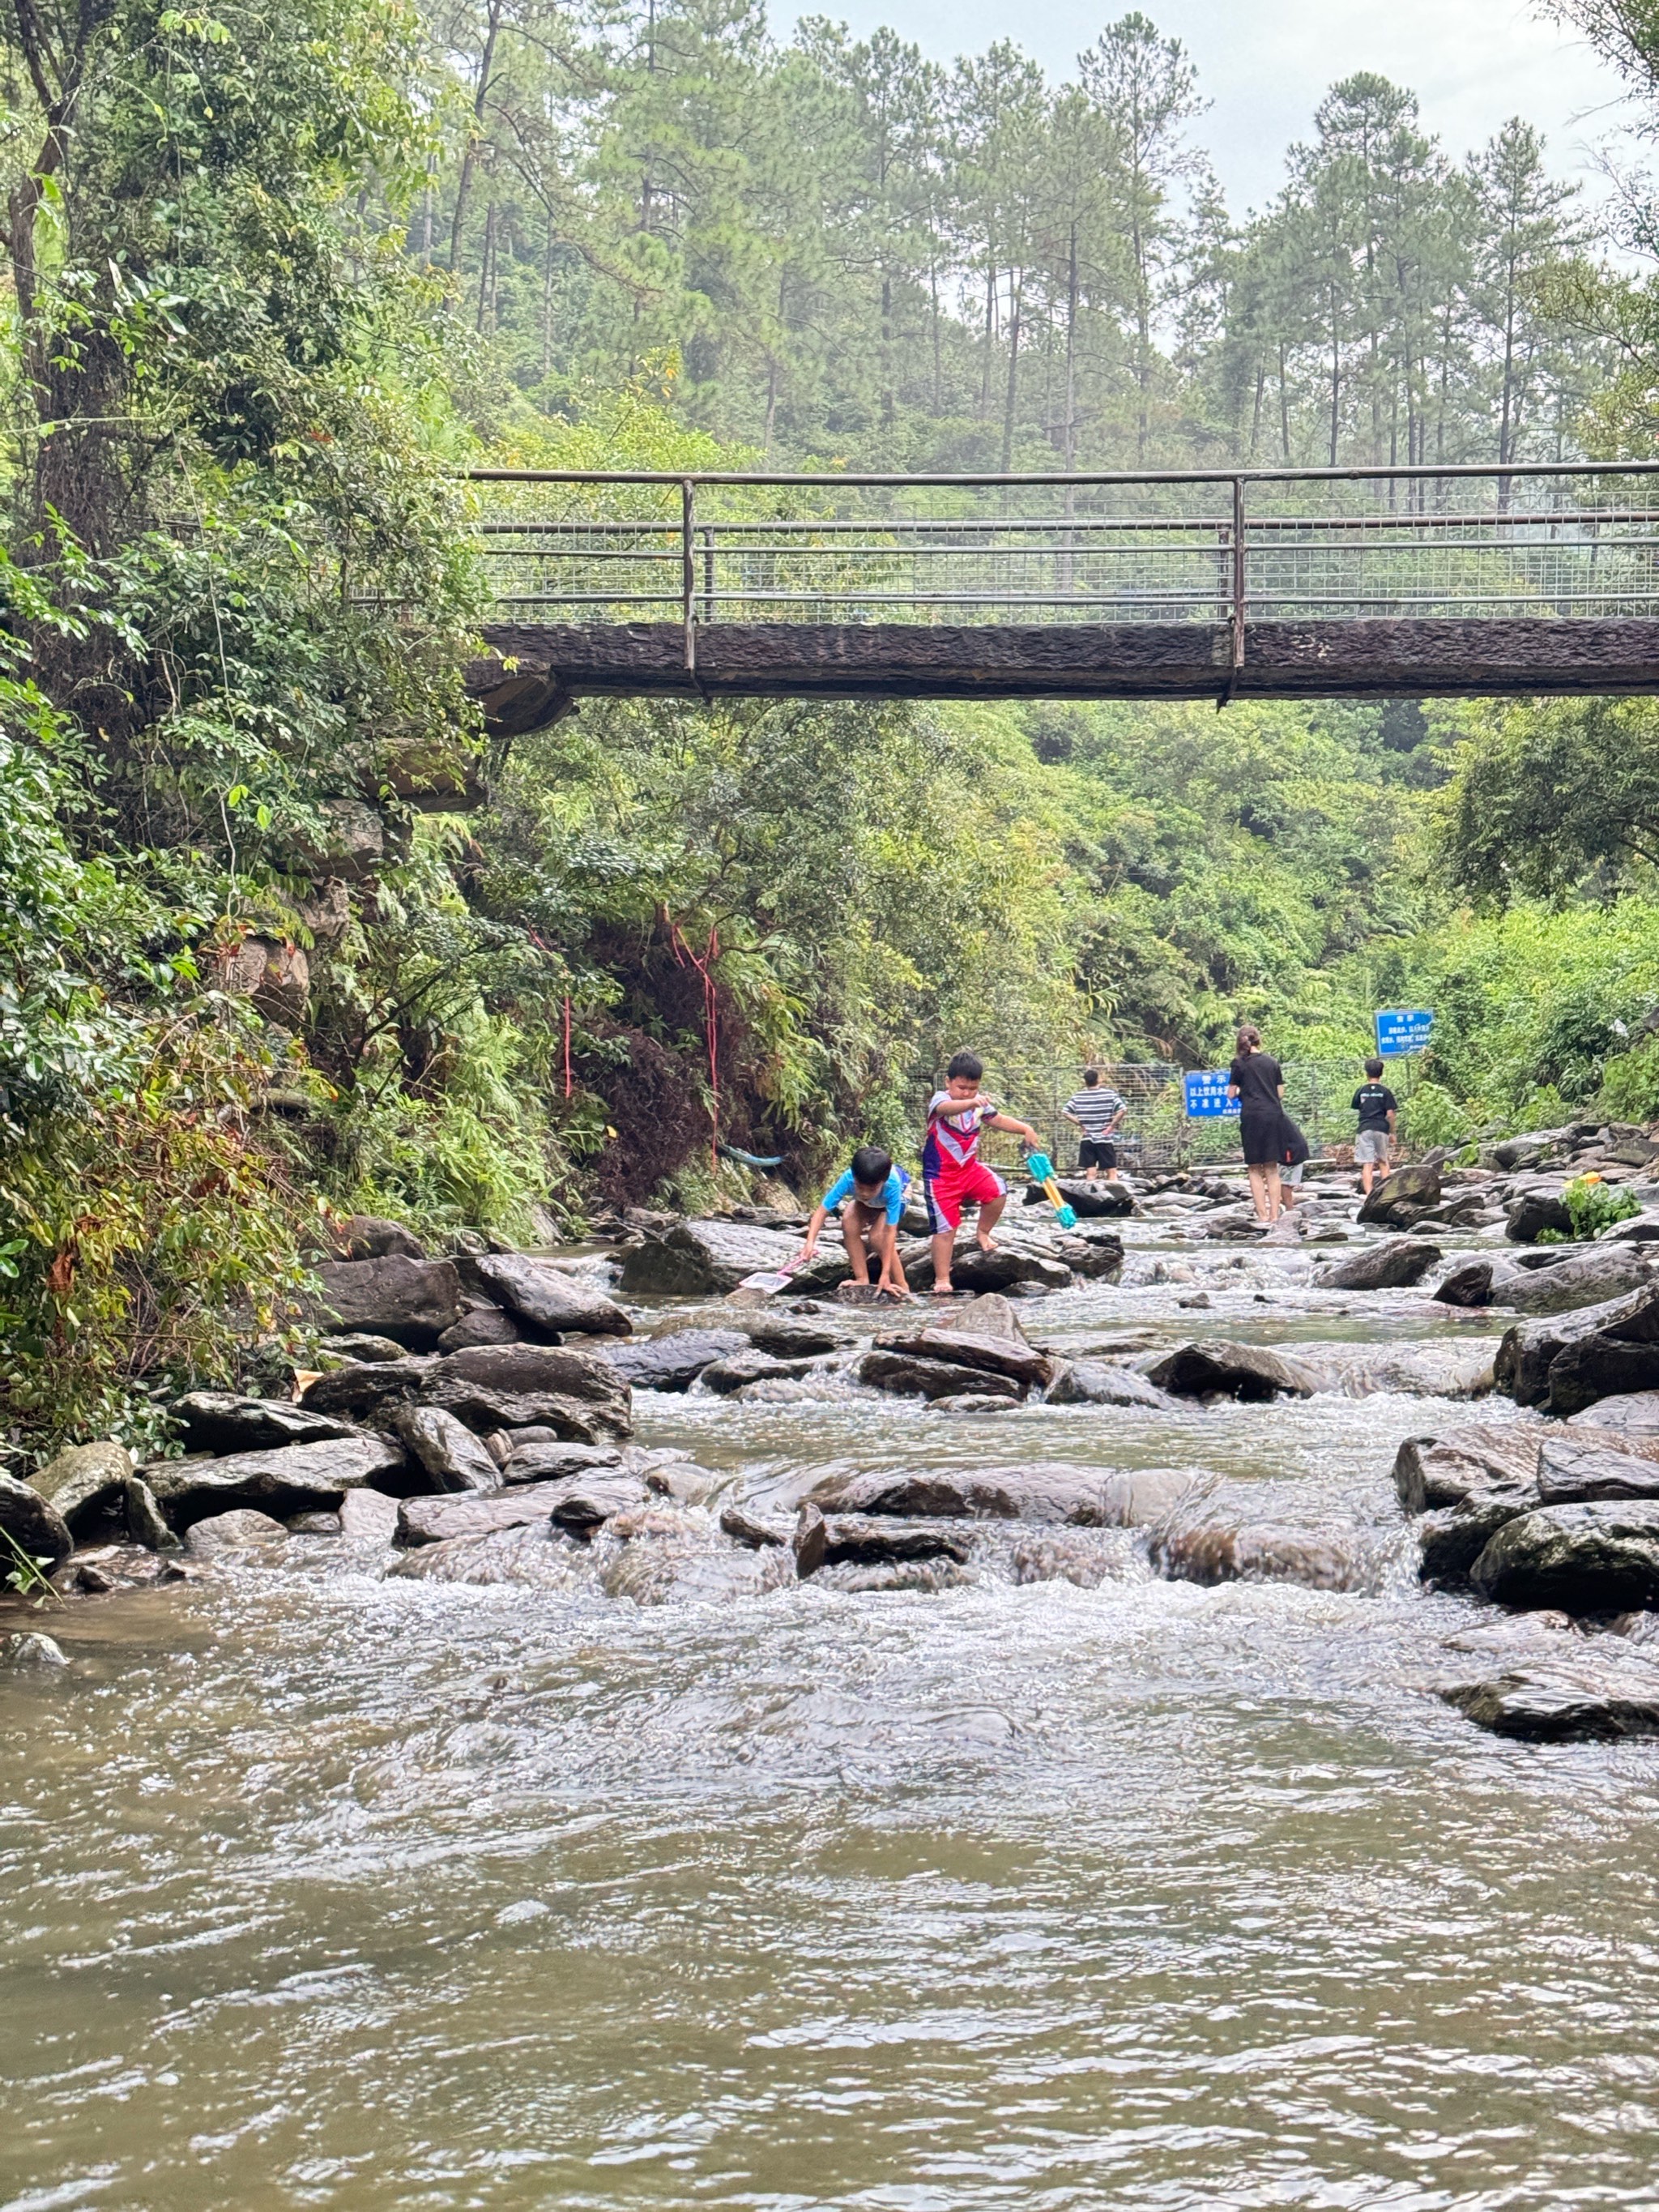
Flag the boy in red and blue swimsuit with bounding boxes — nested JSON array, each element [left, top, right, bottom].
[[923, 1051, 1040, 1296]]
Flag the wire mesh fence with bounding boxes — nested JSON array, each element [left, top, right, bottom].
[[467, 464, 1659, 628]]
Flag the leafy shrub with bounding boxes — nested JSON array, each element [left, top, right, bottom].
[[1600, 1036, 1659, 1125], [1397, 1081, 1469, 1151], [1562, 1176, 1642, 1240]]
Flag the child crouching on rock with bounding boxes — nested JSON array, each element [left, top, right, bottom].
[[798, 1145, 912, 1297]]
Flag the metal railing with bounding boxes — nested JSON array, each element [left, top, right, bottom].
[[469, 461, 1659, 670]]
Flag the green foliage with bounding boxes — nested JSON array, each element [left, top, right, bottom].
[[1397, 1081, 1469, 1151], [1601, 1035, 1659, 1122], [1563, 1175, 1643, 1237]]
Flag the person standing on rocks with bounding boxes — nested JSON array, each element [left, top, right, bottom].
[[1062, 1066, 1127, 1181], [1227, 1024, 1286, 1223], [1351, 1057, 1398, 1196], [922, 1052, 1041, 1297]]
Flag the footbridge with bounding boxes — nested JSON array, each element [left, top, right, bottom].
[[463, 461, 1659, 732]]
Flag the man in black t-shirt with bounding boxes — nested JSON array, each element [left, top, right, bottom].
[[1351, 1057, 1398, 1195]]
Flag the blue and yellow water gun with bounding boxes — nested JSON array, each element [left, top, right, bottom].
[[1023, 1147, 1077, 1229]]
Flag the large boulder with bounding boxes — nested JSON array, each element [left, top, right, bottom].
[[299, 1357, 435, 1422], [1054, 1228, 1126, 1281], [1357, 1163, 1442, 1228], [813, 1463, 1196, 1527], [700, 1351, 829, 1394], [1145, 1340, 1317, 1401], [501, 1440, 626, 1484], [436, 1307, 524, 1354], [387, 1522, 588, 1589], [927, 1238, 1073, 1293], [1147, 1509, 1374, 1591], [1505, 1191, 1574, 1244], [1439, 1647, 1659, 1740], [170, 1392, 360, 1455], [1311, 1239, 1441, 1292], [143, 1434, 411, 1527], [185, 1509, 289, 1557], [855, 1349, 1023, 1402], [1393, 1423, 1547, 1514], [390, 1407, 501, 1494], [1469, 1499, 1659, 1612], [821, 1516, 972, 1566], [469, 1253, 631, 1339], [1433, 1257, 1526, 1309], [595, 1328, 749, 1393], [1023, 1178, 1133, 1218], [1044, 1360, 1170, 1409], [619, 1219, 801, 1297], [872, 1294, 1054, 1390], [1495, 1245, 1655, 1316], [0, 1472, 73, 1574], [1535, 1435, 1659, 1506], [1494, 1281, 1659, 1413], [418, 1343, 633, 1442], [31, 1441, 134, 1534], [1568, 1391, 1659, 1436], [336, 1215, 426, 1261], [396, 1478, 602, 1547], [309, 1256, 463, 1349]]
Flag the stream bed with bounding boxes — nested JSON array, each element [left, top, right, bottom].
[[6, 1217, 1659, 2210]]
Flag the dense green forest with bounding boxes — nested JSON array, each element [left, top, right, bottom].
[[5, 0, 1659, 1454]]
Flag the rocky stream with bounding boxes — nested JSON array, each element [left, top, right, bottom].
[[8, 1128, 1659, 2206]]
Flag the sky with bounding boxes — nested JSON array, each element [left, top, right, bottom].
[[793, 0, 1647, 218]]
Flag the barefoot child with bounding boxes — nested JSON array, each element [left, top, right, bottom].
[[799, 1145, 911, 1295], [922, 1052, 1040, 1296]]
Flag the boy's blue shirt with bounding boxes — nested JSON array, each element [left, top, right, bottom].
[[822, 1165, 911, 1225]]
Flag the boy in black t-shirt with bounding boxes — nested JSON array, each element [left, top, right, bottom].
[[1351, 1057, 1398, 1196]]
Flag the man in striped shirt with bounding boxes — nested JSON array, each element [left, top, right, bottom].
[[1062, 1067, 1126, 1182]]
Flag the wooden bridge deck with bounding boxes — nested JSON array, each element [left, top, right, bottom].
[[461, 463, 1659, 730]]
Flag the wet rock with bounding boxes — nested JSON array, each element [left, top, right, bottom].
[[391, 1406, 501, 1494], [288, 1510, 342, 1535], [1393, 1424, 1547, 1514], [700, 1351, 830, 1394], [1043, 1360, 1170, 1409], [318, 1332, 412, 1364], [1, 1632, 68, 1672], [31, 1441, 134, 1538], [821, 1515, 972, 1566], [501, 1439, 625, 1484], [145, 1434, 411, 1527], [1023, 1177, 1134, 1217], [388, 1521, 586, 1589], [1311, 1239, 1441, 1292], [397, 1479, 591, 1548], [1491, 1245, 1656, 1316], [1469, 1498, 1659, 1612], [339, 1488, 400, 1544], [1535, 1436, 1659, 1506], [435, 1307, 524, 1354], [816, 1463, 1196, 1527], [855, 1349, 1024, 1402], [1148, 1512, 1373, 1591], [740, 1317, 847, 1357], [815, 1557, 974, 1592], [1491, 1130, 1567, 1172], [618, 1219, 801, 1296], [1440, 1650, 1659, 1740], [1494, 1281, 1659, 1413], [719, 1502, 788, 1548], [792, 1501, 829, 1578], [641, 1456, 719, 1506], [1053, 1229, 1126, 1281], [872, 1294, 1055, 1390], [1433, 1257, 1523, 1308], [122, 1477, 178, 1552], [1568, 1390, 1659, 1435], [1008, 1529, 1140, 1588], [595, 1328, 748, 1392], [0, 1472, 74, 1575], [945, 1240, 1073, 1292], [419, 1343, 633, 1443], [601, 1528, 800, 1607], [1357, 1163, 1442, 1227], [1146, 1340, 1317, 1401], [1599, 1215, 1659, 1245], [309, 1256, 464, 1349], [1505, 1191, 1575, 1244], [170, 1391, 360, 1455], [1297, 1344, 1495, 1399], [185, 1508, 289, 1557], [299, 1357, 435, 1421], [549, 1472, 652, 1532], [1418, 1492, 1541, 1588], [470, 1253, 631, 1339], [337, 1215, 426, 1261]]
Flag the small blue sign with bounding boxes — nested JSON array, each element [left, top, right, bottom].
[[1375, 1007, 1435, 1057], [1184, 1070, 1239, 1119]]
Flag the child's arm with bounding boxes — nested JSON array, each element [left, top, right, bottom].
[[935, 1091, 995, 1125], [798, 1200, 832, 1256], [986, 1110, 1038, 1143]]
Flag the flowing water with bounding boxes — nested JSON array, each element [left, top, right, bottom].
[[6, 1217, 1659, 2211]]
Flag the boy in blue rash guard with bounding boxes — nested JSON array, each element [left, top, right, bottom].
[[798, 1144, 911, 1296]]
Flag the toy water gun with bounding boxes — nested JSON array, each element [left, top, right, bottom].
[[1023, 1148, 1077, 1229]]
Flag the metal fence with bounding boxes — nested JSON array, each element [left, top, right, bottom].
[[966, 1059, 1422, 1180], [467, 463, 1659, 655]]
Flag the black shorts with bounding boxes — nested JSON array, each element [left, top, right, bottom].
[[1079, 1139, 1116, 1171]]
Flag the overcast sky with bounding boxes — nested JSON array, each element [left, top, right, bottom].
[[793, 0, 1647, 218]]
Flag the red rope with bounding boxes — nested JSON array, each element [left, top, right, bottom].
[[669, 919, 722, 1167]]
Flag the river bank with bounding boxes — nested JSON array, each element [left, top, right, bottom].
[[7, 1136, 1659, 2206]]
